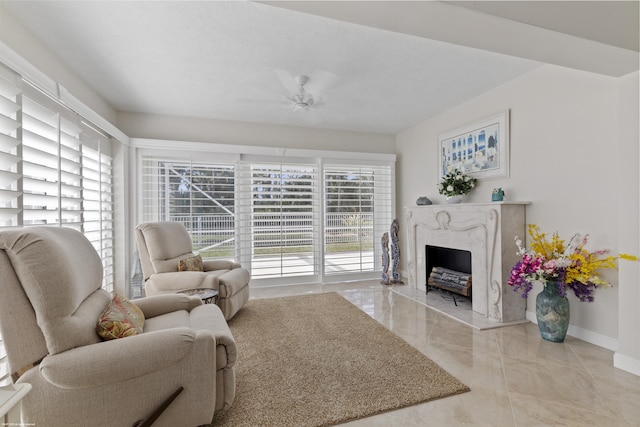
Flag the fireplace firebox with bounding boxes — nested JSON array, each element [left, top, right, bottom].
[[425, 245, 471, 278], [425, 245, 472, 302]]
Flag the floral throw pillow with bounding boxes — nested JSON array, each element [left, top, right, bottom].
[[96, 294, 145, 340], [178, 254, 204, 272]]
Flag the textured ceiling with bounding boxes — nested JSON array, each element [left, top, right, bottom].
[[3, 1, 637, 135]]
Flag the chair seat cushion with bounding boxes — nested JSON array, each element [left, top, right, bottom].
[[143, 310, 190, 332]]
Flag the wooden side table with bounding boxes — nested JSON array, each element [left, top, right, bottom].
[[0, 383, 31, 425], [179, 288, 219, 304]]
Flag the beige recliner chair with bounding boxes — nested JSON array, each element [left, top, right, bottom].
[[0, 226, 236, 427], [135, 221, 250, 320]]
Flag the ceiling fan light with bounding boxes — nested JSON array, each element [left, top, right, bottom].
[[293, 94, 314, 110]]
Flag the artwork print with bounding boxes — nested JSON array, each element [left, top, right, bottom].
[[438, 110, 509, 180]]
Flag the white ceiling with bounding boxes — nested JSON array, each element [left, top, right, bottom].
[[3, 1, 638, 135]]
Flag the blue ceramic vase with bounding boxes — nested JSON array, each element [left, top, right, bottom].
[[536, 281, 570, 343]]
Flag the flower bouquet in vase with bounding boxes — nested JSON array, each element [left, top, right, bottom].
[[508, 224, 637, 342], [437, 169, 476, 203]]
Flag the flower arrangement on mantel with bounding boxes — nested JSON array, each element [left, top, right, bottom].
[[437, 169, 477, 197], [508, 224, 638, 302]]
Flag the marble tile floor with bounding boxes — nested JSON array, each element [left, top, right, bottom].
[[250, 280, 640, 426]]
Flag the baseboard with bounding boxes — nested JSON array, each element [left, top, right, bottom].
[[614, 352, 640, 377], [525, 310, 618, 351]]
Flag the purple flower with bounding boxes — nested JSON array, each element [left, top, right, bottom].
[[567, 282, 596, 302]]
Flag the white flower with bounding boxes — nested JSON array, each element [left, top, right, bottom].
[[447, 185, 453, 192], [456, 175, 462, 180]]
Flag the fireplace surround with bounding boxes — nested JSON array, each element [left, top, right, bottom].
[[405, 202, 529, 323]]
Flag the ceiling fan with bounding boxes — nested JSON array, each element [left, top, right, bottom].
[[238, 69, 336, 119], [285, 74, 323, 112]]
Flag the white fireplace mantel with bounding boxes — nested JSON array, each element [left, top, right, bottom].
[[405, 202, 529, 323]]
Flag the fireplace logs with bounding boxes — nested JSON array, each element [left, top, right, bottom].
[[428, 266, 472, 297]]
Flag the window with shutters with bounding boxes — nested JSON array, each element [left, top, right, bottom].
[[237, 162, 319, 279], [137, 145, 395, 286], [324, 165, 392, 275], [0, 64, 115, 289]]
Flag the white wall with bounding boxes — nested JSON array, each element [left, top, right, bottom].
[[616, 71, 640, 374], [117, 112, 395, 154], [397, 64, 638, 349]]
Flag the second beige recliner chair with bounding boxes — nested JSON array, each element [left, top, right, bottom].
[[135, 221, 250, 320]]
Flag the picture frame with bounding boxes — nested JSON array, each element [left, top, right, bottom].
[[438, 110, 509, 180]]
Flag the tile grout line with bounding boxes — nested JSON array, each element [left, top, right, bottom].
[[564, 342, 622, 423], [494, 330, 520, 427]]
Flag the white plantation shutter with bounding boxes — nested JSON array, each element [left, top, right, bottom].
[[58, 117, 83, 227], [22, 84, 68, 225], [81, 123, 114, 291], [139, 155, 237, 257], [0, 64, 20, 386], [324, 164, 393, 275], [237, 162, 319, 280], [0, 63, 22, 228]]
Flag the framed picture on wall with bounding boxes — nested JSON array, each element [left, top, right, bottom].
[[438, 110, 510, 180]]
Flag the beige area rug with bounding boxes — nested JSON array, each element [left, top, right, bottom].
[[211, 292, 469, 426]]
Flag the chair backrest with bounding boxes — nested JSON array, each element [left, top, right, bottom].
[[0, 227, 111, 381], [135, 222, 194, 281]]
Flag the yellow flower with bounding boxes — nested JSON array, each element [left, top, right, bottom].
[[619, 253, 640, 262]]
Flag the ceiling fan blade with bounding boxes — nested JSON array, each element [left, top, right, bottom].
[[312, 97, 325, 108], [236, 98, 286, 105], [306, 70, 339, 94], [273, 68, 299, 94]]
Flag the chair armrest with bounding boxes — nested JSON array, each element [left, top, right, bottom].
[[133, 294, 202, 318], [203, 260, 238, 271], [40, 328, 214, 389], [146, 271, 207, 292]]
